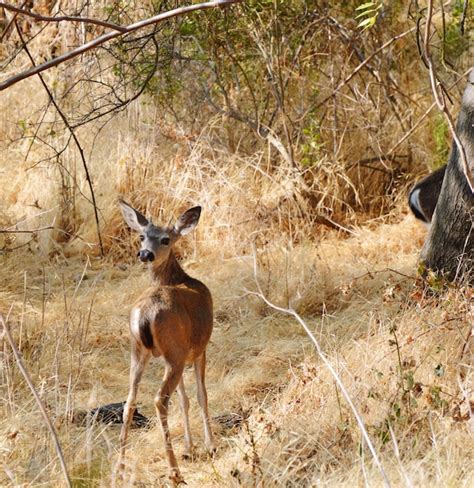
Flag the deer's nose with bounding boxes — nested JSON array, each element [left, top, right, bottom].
[[138, 249, 155, 262]]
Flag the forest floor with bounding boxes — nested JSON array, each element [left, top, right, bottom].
[[1, 213, 473, 487]]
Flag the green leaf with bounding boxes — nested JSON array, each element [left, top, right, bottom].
[[355, 9, 377, 19], [358, 17, 376, 29], [355, 2, 376, 10]]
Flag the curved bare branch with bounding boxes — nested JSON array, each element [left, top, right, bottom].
[[0, 2, 127, 32], [0, 0, 242, 91]]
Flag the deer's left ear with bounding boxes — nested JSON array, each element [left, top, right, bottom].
[[174, 206, 202, 236]]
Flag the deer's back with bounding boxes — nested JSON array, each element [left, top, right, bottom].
[[131, 279, 213, 362]]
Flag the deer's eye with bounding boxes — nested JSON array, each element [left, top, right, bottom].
[[161, 237, 170, 246], [139, 235, 145, 241]]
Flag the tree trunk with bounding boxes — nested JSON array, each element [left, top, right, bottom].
[[421, 69, 474, 282]]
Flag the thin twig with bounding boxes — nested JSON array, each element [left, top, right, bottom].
[[388, 70, 470, 155], [314, 27, 416, 111], [15, 22, 105, 256], [388, 99, 437, 155], [0, 2, 127, 32], [249, 246, 391, 488], [0, 0, 243, 91], [0, 225, 54, 234], [460, 0, 469, 35], [0, 0, 27, 41], [1, 314, 72, 487]]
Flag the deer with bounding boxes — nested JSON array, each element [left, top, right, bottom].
[[117, 199, 215, 485]]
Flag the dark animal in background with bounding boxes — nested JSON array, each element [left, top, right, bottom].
[[408, 165, 446, 225]]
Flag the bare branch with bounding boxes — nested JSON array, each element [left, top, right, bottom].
[[314, 27, 416, 111], [460, 0, 469, 35], [0, 0, 27, 41], [249, 246, 391, 488], [0, 2, 127, 32], [14, 21, 105, 256], [0, 225, 54, 234], [1, 313, 72, 488], [0, 0, 243, 91], [388, 71, 470, 155]]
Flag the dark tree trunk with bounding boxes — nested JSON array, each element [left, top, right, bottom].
[[421, 69, 474, 282]]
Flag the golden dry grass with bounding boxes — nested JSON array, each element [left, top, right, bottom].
[[1, 189, 473, 487], [0, 72, 473, 487]]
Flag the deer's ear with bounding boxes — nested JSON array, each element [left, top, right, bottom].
[[119, 199, 148, 232], [174, 206, 201, 236]]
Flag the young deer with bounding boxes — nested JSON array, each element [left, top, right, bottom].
[[118, 200, 215, 485]]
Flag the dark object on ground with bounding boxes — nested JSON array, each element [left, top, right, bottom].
[[408, 165, 446, 225], [214, 410, 249, 431], [72, 401, 150, 428]]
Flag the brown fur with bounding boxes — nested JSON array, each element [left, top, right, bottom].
[[133, 258, 213, 362]]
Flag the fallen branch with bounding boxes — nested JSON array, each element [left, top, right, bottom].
[[1, 313, 72, 488], [248, 246, 391, 488]]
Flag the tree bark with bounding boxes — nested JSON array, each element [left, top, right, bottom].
[[421, 68, 474, 281]]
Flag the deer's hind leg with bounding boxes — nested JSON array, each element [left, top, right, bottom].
[[194, 351, 215, 453], [155, 361, 185, 485], [177, 377, 194, 459]]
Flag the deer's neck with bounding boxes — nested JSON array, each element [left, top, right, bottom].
[[150, 252, 191, 286]]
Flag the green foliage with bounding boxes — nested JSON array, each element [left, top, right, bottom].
[[425, 268, 448, 292], [442, 0, 471, 63], [355, 2, 382, 30], [104, 0, 324, 138], [301, 117, 324, 167], [431, 114, 450, 169], [428, 385, 449, 413], [90, 0, 469, 223]]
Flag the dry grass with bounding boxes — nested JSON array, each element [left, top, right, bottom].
[[1, 194, 473, 486], [0, 65, 473, 487]]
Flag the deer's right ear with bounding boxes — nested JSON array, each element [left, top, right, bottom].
[[119, 199, 148, 233]]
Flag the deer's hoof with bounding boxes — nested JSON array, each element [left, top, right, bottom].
[[207, 446, 217, 458], [181, 445, 194, 461], [169, 470, 186, 486]]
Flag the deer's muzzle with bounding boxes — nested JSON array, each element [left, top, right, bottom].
[[138, 250, 155, 262]]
